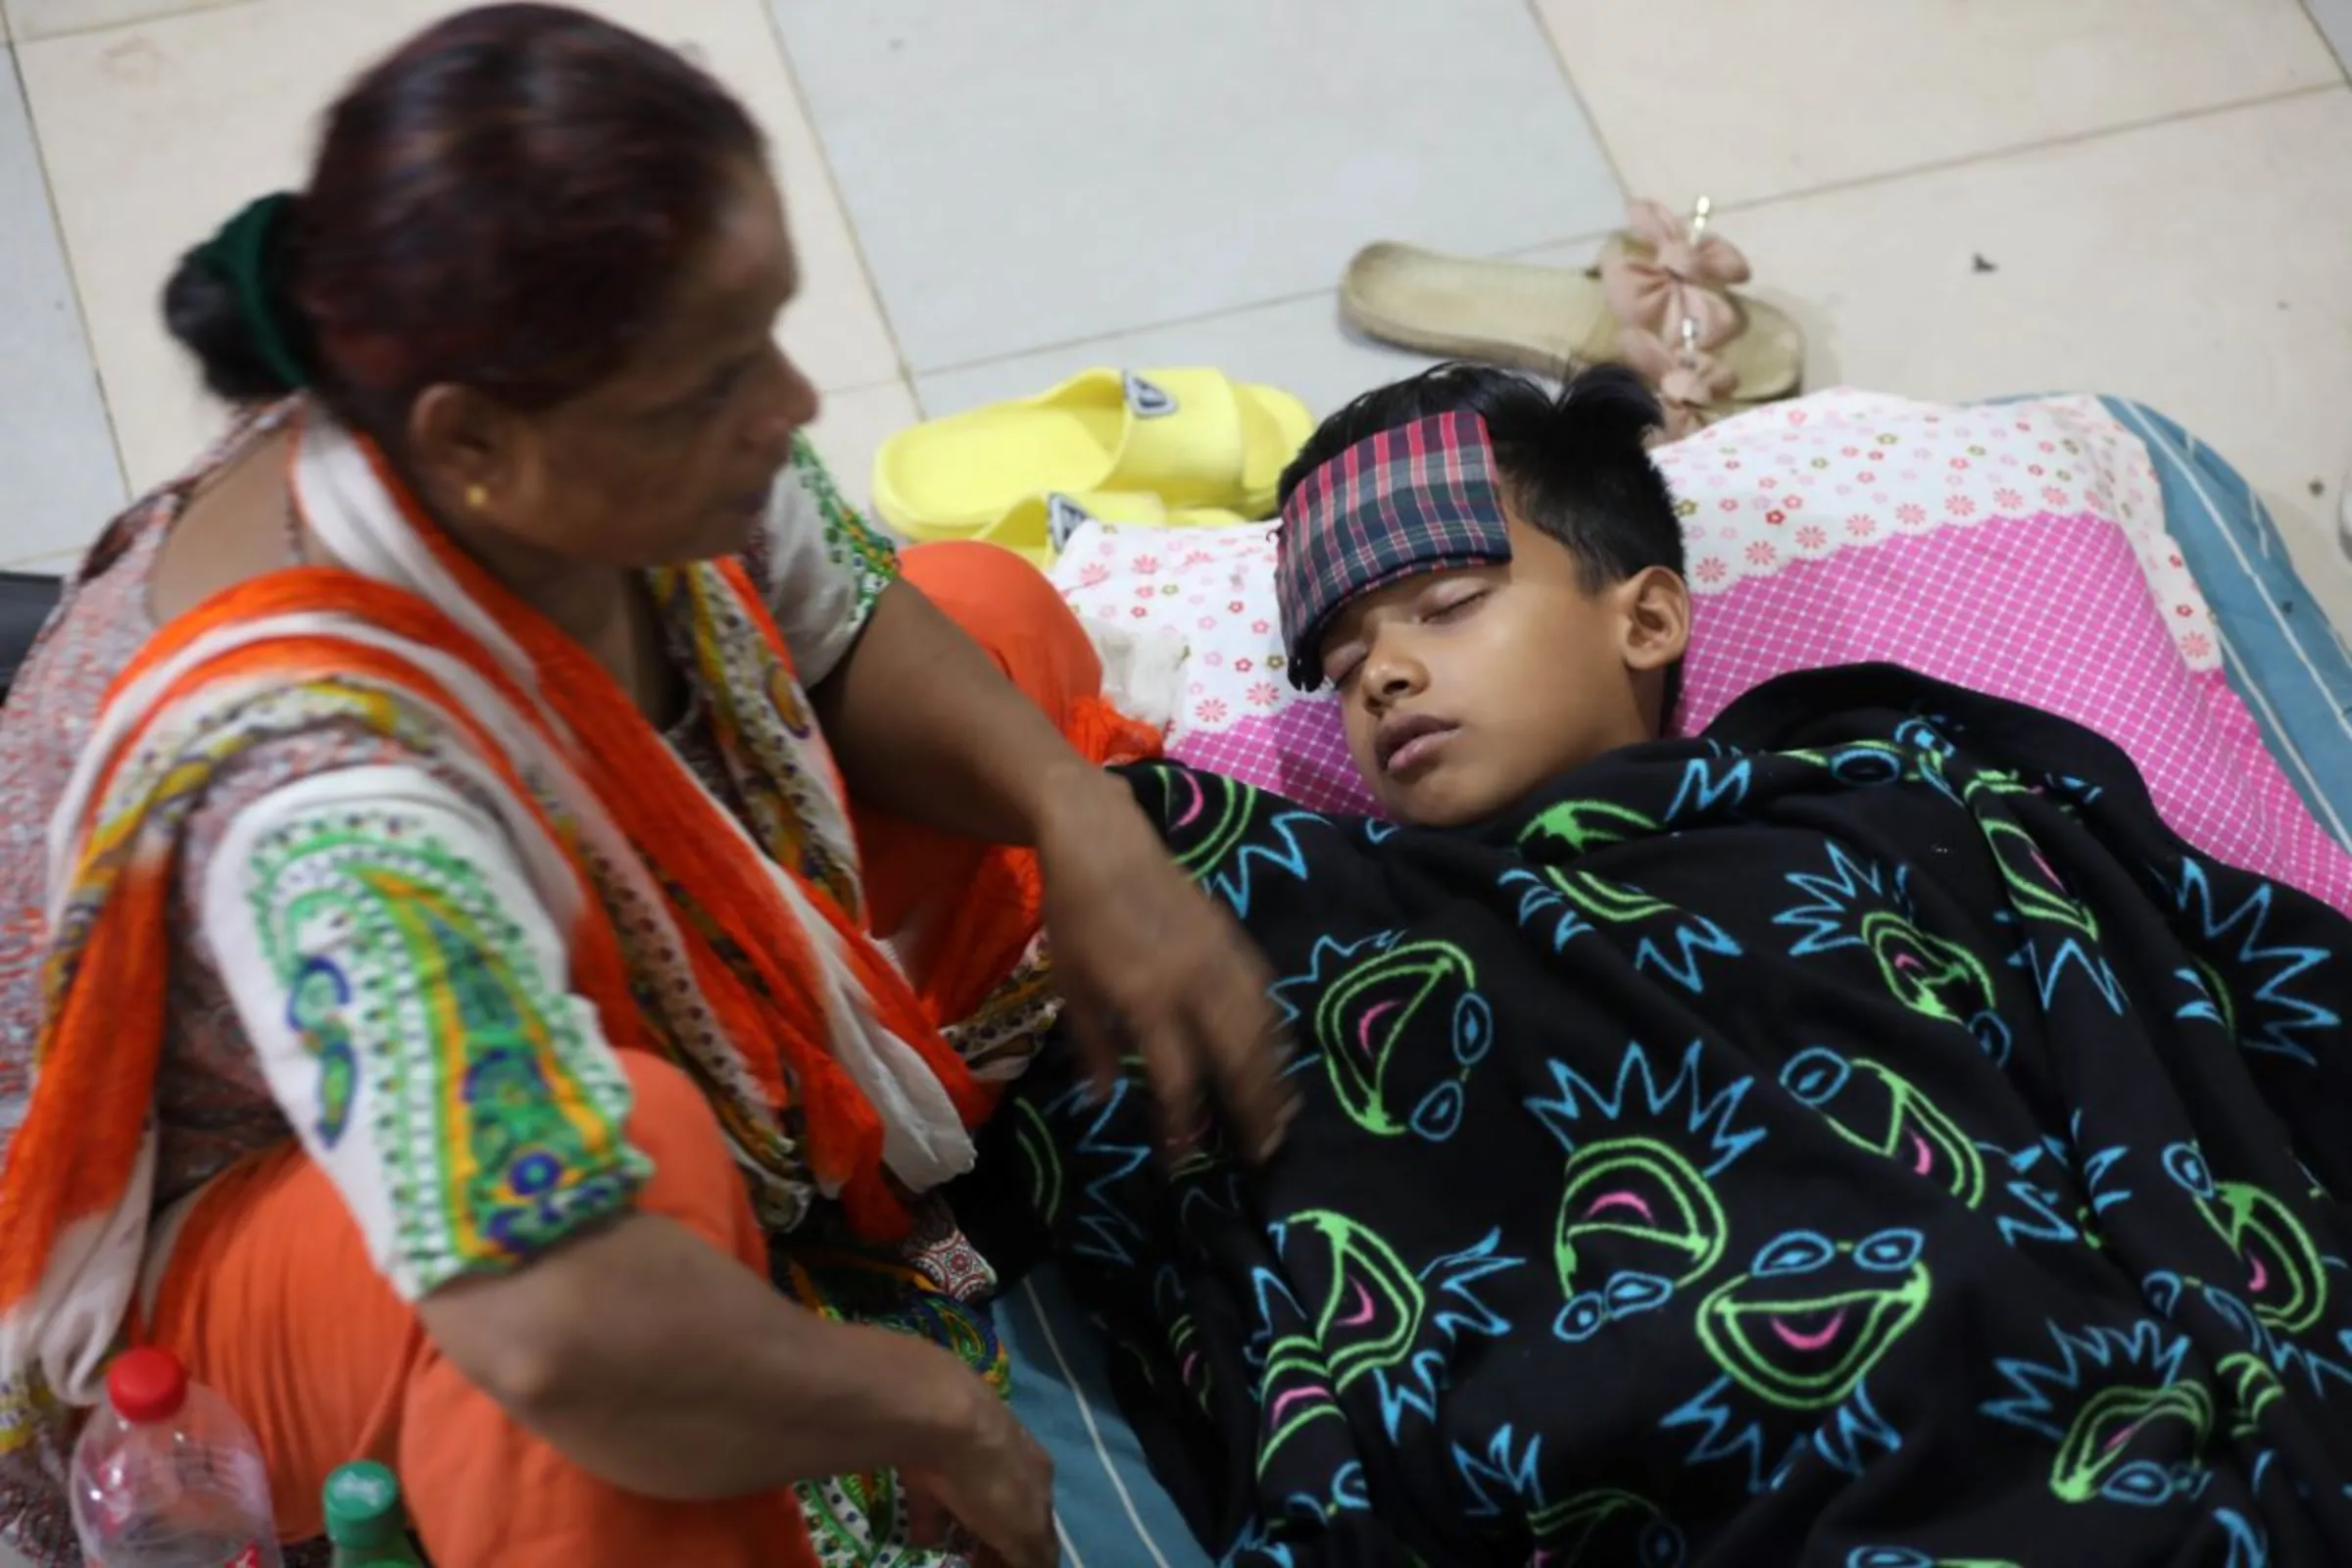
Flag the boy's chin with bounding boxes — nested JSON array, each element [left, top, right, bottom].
[[1372, 767, 1509, 829]]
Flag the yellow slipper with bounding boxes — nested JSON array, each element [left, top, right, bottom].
[[978, 490, 1247, 567], [872, 368, 1312, 540]]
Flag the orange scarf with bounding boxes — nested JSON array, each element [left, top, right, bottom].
[[2, 421, 999, 1432]]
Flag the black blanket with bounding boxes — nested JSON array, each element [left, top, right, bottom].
[[962, 665, 2352, 1567]]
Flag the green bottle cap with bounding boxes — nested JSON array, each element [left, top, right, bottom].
[[322, 1460, 405, 1548]]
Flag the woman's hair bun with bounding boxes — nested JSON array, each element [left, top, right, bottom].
[[161, 195, 307, 403]]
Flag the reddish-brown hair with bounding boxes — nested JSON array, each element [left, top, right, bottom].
[[165, 3, 764, 438]]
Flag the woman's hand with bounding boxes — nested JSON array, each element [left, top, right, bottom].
[[421, 1214, 1043, 1512], [1036, 770, 1296, 1160], [808, 579, 1294, 1154], [904, 1384, 1057, 1568]]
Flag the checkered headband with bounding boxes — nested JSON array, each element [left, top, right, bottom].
[[1275, 410, 1513, 689]]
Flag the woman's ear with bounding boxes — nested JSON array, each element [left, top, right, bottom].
[[406, 382, 522, 523], [1618, 565, 1692, 674]]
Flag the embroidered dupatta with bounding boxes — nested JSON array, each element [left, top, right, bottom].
[[0, 411, 1000, 1435]]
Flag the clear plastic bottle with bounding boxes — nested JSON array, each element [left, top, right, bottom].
[[321, 1462, 424, 1567], [69, 1347, 283, 1568]]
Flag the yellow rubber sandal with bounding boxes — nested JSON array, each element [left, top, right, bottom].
[[872, 368, 1311, 540], [978, 490, 1247, 567]]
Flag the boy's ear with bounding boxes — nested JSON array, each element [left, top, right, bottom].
[[1616, 566, 1691, 674]]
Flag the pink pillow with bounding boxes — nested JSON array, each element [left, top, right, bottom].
[[1051, 392, 2352, 915]]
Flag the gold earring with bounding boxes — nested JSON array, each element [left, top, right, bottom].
[[465, 484, 487, 510]]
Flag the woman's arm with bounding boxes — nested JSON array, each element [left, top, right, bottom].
[[809, 575, 1099, 846], [415, 1212, 1040, 1507], [812, 579, 1296, 1158], [195, 760, 1054, 1559]]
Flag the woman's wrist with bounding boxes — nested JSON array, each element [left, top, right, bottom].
[[1024, 756, 1124, 852], [422, 1212, 1005, 1498], [874, 1328, 1004, 1470]]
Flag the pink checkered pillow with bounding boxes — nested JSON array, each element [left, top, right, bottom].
[[1051, 391, 2352, 914]]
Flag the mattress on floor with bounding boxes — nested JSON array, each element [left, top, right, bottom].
[[2096, 398, 2352, 850], [1004, 395, 2352, 1568]]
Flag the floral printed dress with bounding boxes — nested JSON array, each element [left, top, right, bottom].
[[0, 411, 997, 1567]]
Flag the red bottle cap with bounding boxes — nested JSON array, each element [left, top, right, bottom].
[[106, 1348, 188, 1424]]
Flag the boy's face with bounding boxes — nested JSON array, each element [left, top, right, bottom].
[[1316, 513, 1688, 828]]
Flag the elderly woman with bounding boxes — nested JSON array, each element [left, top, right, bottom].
[[0, 7, 1290, 1566]]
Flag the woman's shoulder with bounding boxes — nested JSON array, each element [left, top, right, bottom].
[[0, 407, 297, 792], [738, 434, 902, 685], [743, 436, 896, 589]]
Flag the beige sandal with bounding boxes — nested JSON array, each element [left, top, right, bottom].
[[1339, 197, 1803, 438], [1341, 242, 1622, 374]]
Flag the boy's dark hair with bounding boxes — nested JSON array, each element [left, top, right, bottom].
[[1277, 361, 1688, 717]]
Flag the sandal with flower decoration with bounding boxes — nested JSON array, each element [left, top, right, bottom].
[[1596, 197, 1802, 407], [1337, 196, 1803, 439]]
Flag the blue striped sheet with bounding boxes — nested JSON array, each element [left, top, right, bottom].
[[1000, 1267, 1213, 1568], [2099, 398, 2352, 850]]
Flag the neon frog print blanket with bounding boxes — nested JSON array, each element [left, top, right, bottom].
[[961, 663, 2352, 1567]]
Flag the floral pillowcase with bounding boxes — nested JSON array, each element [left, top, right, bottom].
[[1052, 391, 2351, 913]]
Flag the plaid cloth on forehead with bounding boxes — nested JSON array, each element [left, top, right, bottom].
[[1276, 409, 1513, 689]]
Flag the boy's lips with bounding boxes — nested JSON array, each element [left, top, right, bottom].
[[1376, 712, 1458, 776]]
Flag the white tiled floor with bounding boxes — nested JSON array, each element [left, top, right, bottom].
[[0, 33, 121, 563], [0, 0, 2348, 621], [1540, 0, 2337, 206], [775, 0, 1621, 372]]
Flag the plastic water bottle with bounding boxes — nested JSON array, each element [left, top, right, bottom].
[[69, 1347, 283, 1568], [321, 1462, 424, 1567]]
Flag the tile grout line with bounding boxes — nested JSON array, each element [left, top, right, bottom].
[[754, 2, 928, 420], [6, 37, 132, 508], [817, 374, 923, 397], [1520, 0, 1633, 207], [906, 282, 1358, 382], [767, 4, 1621, 407], [1471, 84, 2349, 261], [1704, 80, 2348, 221], [890, 76, 2343, 392], [2, 0, 252, 49], [912, 72, 2351, 392], [2295, 0, 2352, 85], [900, 224, 1612, 386], [1504, 84, 2338, 254]]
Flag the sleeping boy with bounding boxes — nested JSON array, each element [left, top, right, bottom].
[[1277, 362, 1690, 830], [965, 365, 2352, 1568]]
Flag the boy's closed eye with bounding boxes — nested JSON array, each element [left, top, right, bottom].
[[1421, 580, 1491, 623], [1320, 577, 1495, 690]]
